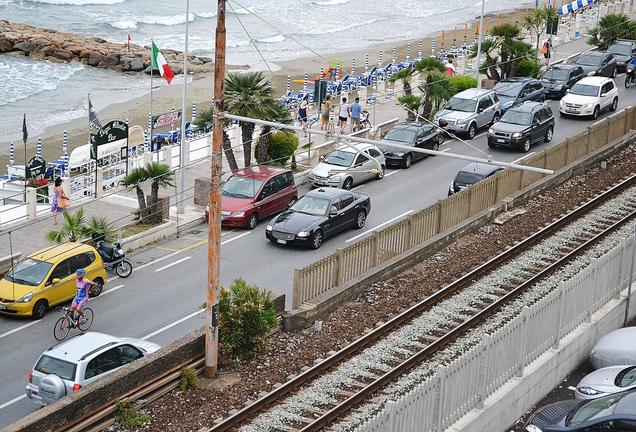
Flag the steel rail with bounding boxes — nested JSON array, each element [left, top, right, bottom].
[[209, 173, 636, 432]]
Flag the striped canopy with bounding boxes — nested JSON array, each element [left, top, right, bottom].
[[558, 0, 596, 15]]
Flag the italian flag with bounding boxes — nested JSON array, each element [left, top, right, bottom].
[[151, 41, 175, 84]]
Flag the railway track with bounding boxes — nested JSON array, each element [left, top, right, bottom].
[[209, 173, 636, 432]]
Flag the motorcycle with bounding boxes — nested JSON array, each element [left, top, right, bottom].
[[95, 239, 133, 278], [625, 64, 636, 88]]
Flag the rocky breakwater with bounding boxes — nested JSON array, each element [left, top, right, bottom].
[[0, 20, 214, 74]]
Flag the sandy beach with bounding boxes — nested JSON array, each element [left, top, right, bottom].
[[0, 5, 535, 171]]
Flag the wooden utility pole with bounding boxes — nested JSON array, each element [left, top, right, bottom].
[[206, 0, 225, 378]]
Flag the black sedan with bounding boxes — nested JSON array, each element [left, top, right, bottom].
[[540, 64, 585, 99], [266, 188, 371, 249], [575, 51, 617, 78], [378, 122, 443, 169], [524, 389, 636, 431]]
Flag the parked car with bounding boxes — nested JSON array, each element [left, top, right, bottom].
[[308, 142, 385, 189], [590, 327, 636, 369], [487, 101, 554, 152], [0, 243, 107, 319], [433, 88, 501, 139], [25, 332, 160, 407], [524, 388, 636, 431], [378, 122, 444, 168], [607, 39, 636, 72], [575, 365, 636, 400], [206, 166, 298, 230], [266, 188, 371, 249], [540, 64, 585, 98], [574, 51, 617, 77], [559, 76, 619, 119], [448, 162, 504, 196], [493, 77, 545, 112]]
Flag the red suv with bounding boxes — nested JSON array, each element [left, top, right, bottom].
[[206, 166, 298, 229]]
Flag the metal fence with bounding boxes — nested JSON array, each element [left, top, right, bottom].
[[355, 232, 636, 432], [291, 105, 636, 309]]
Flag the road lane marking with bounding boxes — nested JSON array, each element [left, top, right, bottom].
[[0, 395, 26, 411], [221, 231, 251, 245], [141, 309, 204, 341], [135, 250, 183, 271], [345, 210, 414, 243], [511, 152, 535, 164], [441, 148, 451, 152], [384, 170, 399, 177], [99, 284, 126, 298], [0, 321, 40, 341], [155, 256, 192, 272]]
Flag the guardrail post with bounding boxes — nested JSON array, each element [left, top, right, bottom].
[[292, 268, 301, 309], [371, 232, 379, 267], [26, 187, 37, 220], [95, 167, 104, 198], [434, 366, 447, 431], [333, 248, 343, 287], [554, 286, 565, 349], [435, 201, 442, 235], [476, 335, 490, 409], [517, 308, 529, 377], [404, 216, 413, 251]]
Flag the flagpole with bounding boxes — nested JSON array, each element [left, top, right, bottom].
[[178, 0, 190, 214], [150, 40, 154, 160], [22, 114, 27, 194]]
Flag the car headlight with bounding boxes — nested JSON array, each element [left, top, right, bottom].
[[577, 386, 601, 395], [456, 119, 468, 125], [587, 71, 596, 76], [266, 225, 273, 231], [488, 127, 494, 134], [230, 211, 245, 217], [17, 292, 33, 303], [511, 132, 522, 138], [297, 231, 311, 237], [394, 152, 405, 157], [503, 101, 514, 108], [525, 426, 543, 432], [583, 103, 593, 109], [329, 175, 342, 181]]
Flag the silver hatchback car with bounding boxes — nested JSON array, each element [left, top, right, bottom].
[[307, 142, 386, 190], [26, 332, 160, 406], [434, 88, 501, 139]]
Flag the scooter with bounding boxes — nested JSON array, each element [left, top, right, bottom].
[[95, 239, 133, 278], [625, 63, 636, 88]]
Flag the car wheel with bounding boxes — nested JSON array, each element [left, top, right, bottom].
[[376, 165, 385, 180], [355, 210, 367, 229], [311, 230, 324, 249], [487, 140, 497, 149], [592, 105, 600, 119], [610, 97, 618, 112], [467, 123, 477, 139], [544, 126, 553, 143], [247, 213, 258, 230], [343, 177, 353, 190], [32, 299, 48, 320], [402, 154, 413, 169], [492, 113, 500, 125], [436, 133, 444, 146], [89, 278, 103, 296], [520, 137, 531, 153]]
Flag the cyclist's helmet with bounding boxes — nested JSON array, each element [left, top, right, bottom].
[[76, 268, 86, 277]]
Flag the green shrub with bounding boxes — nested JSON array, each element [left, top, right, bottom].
[[219, 278, 277, 361], [513, 59, 540, 78], [179, 367, 200, 391], [115, 400, 150, 427], [262, 131, 298, 166], [448, 75, 477, 95]]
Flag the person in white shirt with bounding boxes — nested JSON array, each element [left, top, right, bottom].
[[338, 97, 350, 133]]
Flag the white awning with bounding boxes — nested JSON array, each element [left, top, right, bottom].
[[558, 0, 596, 15]]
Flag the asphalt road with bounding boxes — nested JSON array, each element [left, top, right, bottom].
[[2, 71, 635, 428]]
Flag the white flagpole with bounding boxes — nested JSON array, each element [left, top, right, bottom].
[[178, 0, 190, 214], [150, 39, 154, 156]]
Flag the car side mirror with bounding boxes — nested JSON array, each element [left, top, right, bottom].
[[329, 206, 338, 216], [319, 155, 325, 161], [565, 88, 570, 94], [51, 278, 61, 285], [477, 108, 484, 113]]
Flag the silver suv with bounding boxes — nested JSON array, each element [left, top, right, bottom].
[[434, 88, 501, 139], [25, 332, 160, 406], [308, 142, 385, 190]]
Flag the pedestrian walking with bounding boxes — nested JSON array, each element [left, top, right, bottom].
[[350, 97, 362, 132], [297, 95, 310, 137], [320, 94, 332, 131], [541, 38, 552, 66], [338, 97, 350, 133], [51, 177, 70, 225], [445, 58, 456, 77]]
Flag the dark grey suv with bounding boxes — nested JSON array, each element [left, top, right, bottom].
[[487, 101, 555, 152]]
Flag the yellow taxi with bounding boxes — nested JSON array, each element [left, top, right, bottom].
[[0, 243, 107, 319]]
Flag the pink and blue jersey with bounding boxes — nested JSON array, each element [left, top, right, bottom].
[[73, 278, 90, 303]]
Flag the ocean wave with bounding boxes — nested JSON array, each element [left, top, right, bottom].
[[227, 39, 250, 48], [108, 13, 195, 30], [230, 5, 256, 15], [312, 0, 351, 5], [194, 11, 216, 18], [25, 0, 125, 4], [257, 34, 286, 44], [300, 17, 386, 36]]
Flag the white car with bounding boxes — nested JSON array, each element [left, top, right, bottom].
[[307, 142, 385, 190], [575, 365, 636, 400], [590, 327, 636, 369], [25, 332, 160, 406], [559, 76, 619, 119]]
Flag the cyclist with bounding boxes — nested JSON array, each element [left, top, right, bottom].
[[71, 269, 97, 324]]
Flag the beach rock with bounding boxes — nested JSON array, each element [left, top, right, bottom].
[[0, 37, 12, 52], [88, 52, 105, 67], [98, 54, 119, 67], [53, 48, 74, 61], [13, 41, 40, 53], [89, 36, 107, 44], [4, 50, 26, 57], [129, 57, 145, 71], [37, 44, 56, 56], [191, 57, 204, 65], [65, 45, 85, 55]]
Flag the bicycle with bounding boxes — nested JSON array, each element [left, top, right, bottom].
[[53, 306, 94, 341]]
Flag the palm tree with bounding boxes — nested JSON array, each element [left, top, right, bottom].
[[195, 107, 239, 172], [524, 6, 558, 60], [391, 68, 414, 95], [46, 208, 86, 243], [122, 166, 150, 222], [589, 14, 636, 50], [414, 57, 445, 74], [121, 163, 174, 224], [398, 94, 422, 121], [256, 99, 293, 165], [473, 24, 534, 80], [83, 216, 115, 243], [225, 72, 273, 167]]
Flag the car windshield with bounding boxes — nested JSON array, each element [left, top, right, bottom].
[[222, 176, 263, 199], [499, 110, 532, 126], [384, 128, 417, 144], [494, 82, 523, 97], [543, 68, 569, 81], [323, 150, 355, 167], [617, 366, 636, 387], [290, 196, 331, 216], [609, 44, 631, 56], [34, 355, 76, 381], [567, 394, 621, 426], [444, 97, 477, 112], [577, 54, 602, 66], [570, 83, 600, 97], [4, 258, 53, 286], [456, 171, 484, 185]]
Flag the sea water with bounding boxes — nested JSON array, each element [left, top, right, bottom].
[[0, 0, 521, 145]]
